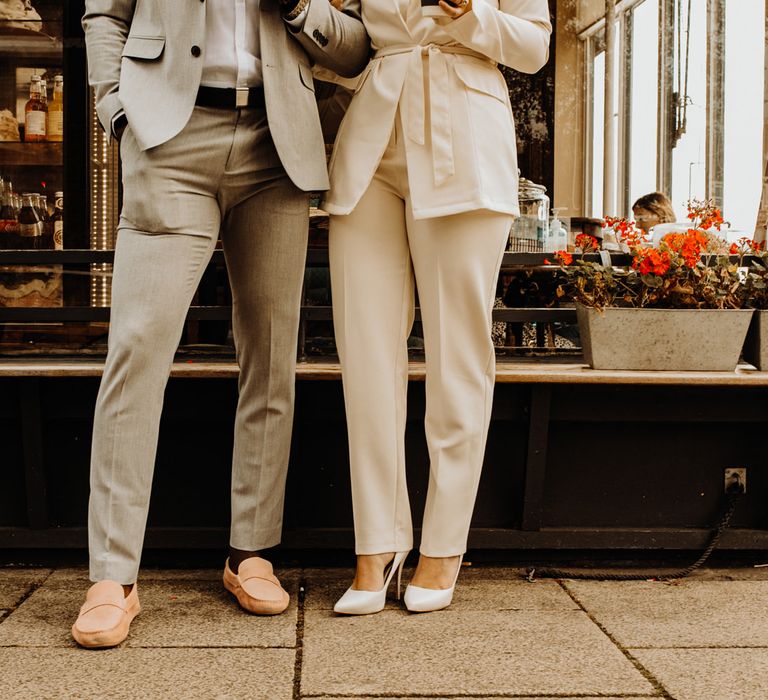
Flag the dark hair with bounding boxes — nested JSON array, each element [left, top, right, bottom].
[[631, 192, 676, 224]]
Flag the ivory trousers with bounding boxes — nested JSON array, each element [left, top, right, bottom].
[[89, 106, 309, 584], [329, 114, 511, 556]]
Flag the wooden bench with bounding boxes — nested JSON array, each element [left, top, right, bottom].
[[3, 359, 768, 557]]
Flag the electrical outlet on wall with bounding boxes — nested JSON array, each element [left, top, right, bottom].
[[724, 468, 747, 494]]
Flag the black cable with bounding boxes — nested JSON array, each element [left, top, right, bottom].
[[526, 493, 742, 582]]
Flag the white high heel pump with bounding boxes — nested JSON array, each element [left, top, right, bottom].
[[403, 555, 463, 613], [333, 551, 410, 615]]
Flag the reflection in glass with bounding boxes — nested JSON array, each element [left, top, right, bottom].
[[723, 0, 765, 235], [591, 46, 605, 217], [628, 0, 659, 212], [669, 0, 706, 218]]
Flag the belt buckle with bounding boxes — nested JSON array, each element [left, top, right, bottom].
[[235, 87, 249, 108]]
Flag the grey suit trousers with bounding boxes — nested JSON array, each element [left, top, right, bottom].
[[89, 106, 309, 584]]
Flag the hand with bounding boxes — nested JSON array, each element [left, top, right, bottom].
[[329, 0, 343, 10], [438, 0, 472, 19]]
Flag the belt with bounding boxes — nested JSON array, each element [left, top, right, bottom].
[[196, 85, 265, 110], [372, 44, 493, 186]]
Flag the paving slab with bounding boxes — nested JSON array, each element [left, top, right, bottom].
[[686, 567, 768, 581], [633, 648, 768, 700], [304, 566, 578, 612], [300, 608, 653, 697], [564, 580, 768, 647], [0, 647, 295, 700], [0, 569, 51, 608], [0, 575, 299, 648]]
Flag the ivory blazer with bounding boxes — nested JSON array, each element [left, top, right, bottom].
[[82, 0, 370, 192], [322, 0, 551, 219]]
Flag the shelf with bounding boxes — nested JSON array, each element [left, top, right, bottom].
[[0, 142, 62, 166], [0, 27, 61, 57]]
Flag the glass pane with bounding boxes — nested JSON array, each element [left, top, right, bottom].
[[0, 1, 64, 243], [0, 0, 65, 343], [591, 46, 605, 217], [670, 0, 707, 217], [723, 0, 765, 235], [628, 0, 659, 211]]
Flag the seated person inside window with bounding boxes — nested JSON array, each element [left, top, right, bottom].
[[632, 191, 677, 235], [633, 191, 728, 252]]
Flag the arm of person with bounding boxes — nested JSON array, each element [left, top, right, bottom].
[[81, 0, 136, 138], [282, 0, 371, 79], [439, 0, 551, 74]]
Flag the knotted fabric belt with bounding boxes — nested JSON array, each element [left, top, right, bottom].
[[372, 44, 493, 186], [196, 85, 265, 110]]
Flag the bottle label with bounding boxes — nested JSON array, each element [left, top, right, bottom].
[[19, 222, 42, 238], [0, 219, 19, 233], [26, 111, 46, 137], [54, 221, 63, 249], [48, 111, 63, 138]]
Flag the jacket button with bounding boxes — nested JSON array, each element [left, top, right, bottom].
[[191, 45, 201, 57]]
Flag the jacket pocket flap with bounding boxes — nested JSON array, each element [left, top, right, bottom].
[[453, 61, 507, 103], [122, 36, 166, 60], [299, 62, 315, 91]]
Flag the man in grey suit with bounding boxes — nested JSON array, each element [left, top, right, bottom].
[[72, 0, 369, 648]]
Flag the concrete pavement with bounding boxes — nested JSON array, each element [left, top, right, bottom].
[[1, 564, 767, 699]]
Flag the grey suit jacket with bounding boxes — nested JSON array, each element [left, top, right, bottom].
[[82, 0, 370, 191]]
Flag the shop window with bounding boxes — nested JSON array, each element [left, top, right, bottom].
[[627, 0, 659, 213], [668, 0, 706, 220], [582, 0, 765, 228], [723, 0, 765, 234]]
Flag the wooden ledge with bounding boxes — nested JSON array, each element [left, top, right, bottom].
[[1, 359, 767, 385]]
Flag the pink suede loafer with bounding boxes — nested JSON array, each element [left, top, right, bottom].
[[71, 580, 140, 649], [223, 557, 290, 615]]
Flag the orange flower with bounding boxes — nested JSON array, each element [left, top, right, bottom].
[[632, 248, 671, 276], [604, 216, 648, 248], [686, 199, 724, 231], [575, 233, 599, 252], [554, 250, 573, 265]]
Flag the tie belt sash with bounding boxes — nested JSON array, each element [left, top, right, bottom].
[[372, 44, 494, 186]]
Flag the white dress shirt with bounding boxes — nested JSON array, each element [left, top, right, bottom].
[[201, 0, 308, 88], [202, 0, 262, 87], [112, 0, 310, 135]]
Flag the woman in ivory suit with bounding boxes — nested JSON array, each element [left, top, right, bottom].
[[326, 0, 551, 614]]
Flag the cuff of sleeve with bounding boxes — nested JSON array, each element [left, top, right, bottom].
[[96, 92, 124, 137], [111, 110, 127, 138], [439, 0, 490, 43], [284, 4, 309, 30], [299, 0, 329, 43]]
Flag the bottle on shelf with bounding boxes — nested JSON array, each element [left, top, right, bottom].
[[18, 194, 44, 249], [47, 76, 63, 143], [0, 179, 20, 249], [24, 75, 48, 143], [51, 192, 64, 250], [38, 195, 53, 249]]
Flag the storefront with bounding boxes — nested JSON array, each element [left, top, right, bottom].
[[2, 0, 767, 560]]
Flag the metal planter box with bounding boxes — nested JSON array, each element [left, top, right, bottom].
[[576, 305, 754, 371], [742, 309, 768, 370]]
